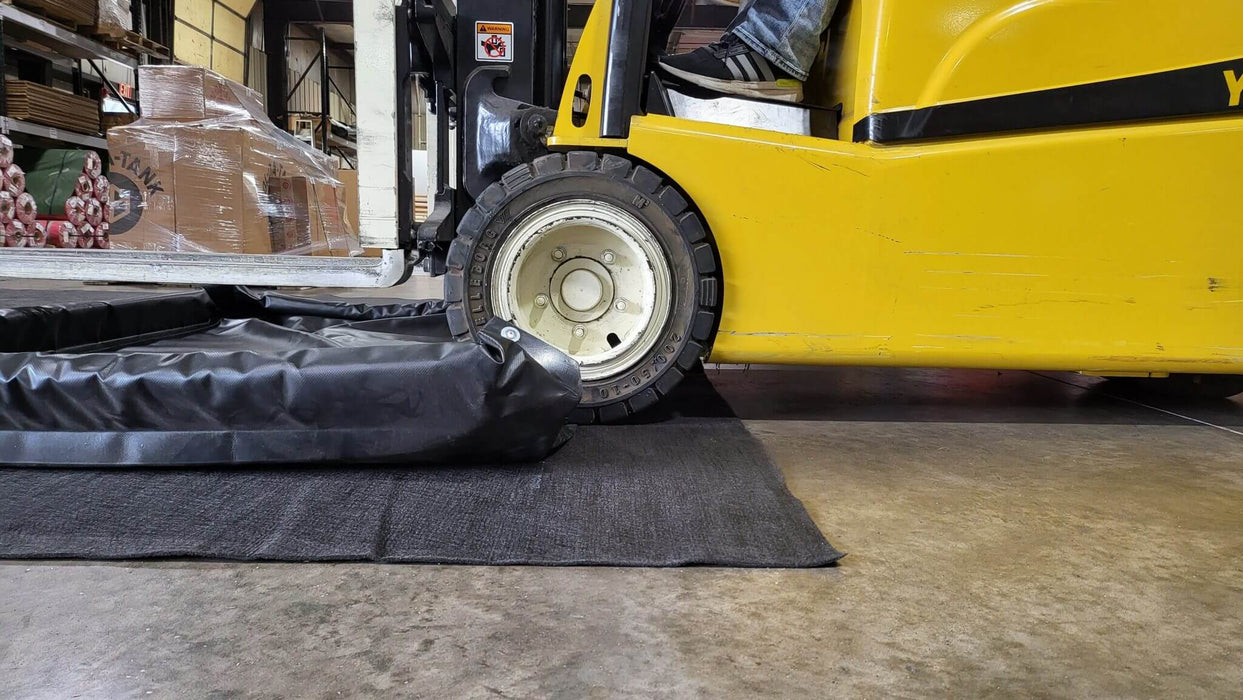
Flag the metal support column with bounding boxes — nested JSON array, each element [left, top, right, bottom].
[[395, 0, 415, 249], [264, 4, 289, 125], [319, 28, 330, 153]]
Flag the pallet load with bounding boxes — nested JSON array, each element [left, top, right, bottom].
[[107, 65, 362, 257], [90, 0, 169, 59], [11, 0, 96, 28], [96, 0, 129, 29]]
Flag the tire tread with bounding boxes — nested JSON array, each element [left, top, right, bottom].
[[445, 151, 723, 424]]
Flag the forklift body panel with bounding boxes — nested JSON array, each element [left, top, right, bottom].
[[548, 0, 1243, 375], [628, 113, 1243, 373]]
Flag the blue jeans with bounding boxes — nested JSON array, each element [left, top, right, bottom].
[[729, 0, 840, 81]]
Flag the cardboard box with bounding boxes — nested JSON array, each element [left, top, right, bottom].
[[109, 124, 342, 254], [266, 176, 317, 255], [247, 139, 338, 255], [106, 128, 177, 251], [338, 169, 359, 233], [108, 65, 359, 256], [169, 125, 245, 253], [314, 182, 357, 257], [140, 66, 266, 123]]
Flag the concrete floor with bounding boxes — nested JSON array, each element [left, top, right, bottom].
[[1, 279, 1242, 697]]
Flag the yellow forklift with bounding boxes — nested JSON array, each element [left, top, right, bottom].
[[4, 0, 1242, 423], [427, 0, 1243, 421]]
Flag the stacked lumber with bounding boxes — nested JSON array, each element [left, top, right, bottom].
[[5, 80, 101, 135], [9, 0, 96, 28]]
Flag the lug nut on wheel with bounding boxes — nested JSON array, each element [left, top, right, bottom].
[[573, 325, 586, 339], [615, 300, 627, 311], [552, 247, 566, 261], [535, 294, 549, 308], [601, 250, 616, 265]]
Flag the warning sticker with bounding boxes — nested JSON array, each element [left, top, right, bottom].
[[476, 21, 514, 63]]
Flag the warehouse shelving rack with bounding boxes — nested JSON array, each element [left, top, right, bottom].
[[0, 2, 138, 150]]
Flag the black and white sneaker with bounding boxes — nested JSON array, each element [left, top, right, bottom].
[[659, 33, 803, 103]]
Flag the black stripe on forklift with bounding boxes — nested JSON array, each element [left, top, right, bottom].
[[853, 58, 1243, 144]]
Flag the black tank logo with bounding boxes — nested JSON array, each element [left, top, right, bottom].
[[106, 171, 143, 235]]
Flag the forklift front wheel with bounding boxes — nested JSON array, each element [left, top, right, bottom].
[[445, 152, 721, 424]]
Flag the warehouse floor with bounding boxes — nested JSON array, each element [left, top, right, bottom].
[[2, 278, 1242, 697]]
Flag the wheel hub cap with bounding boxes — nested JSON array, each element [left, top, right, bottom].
[[491, 200, 673, 382], [561, 269, 604, 312], [551, 259, 615, 322]]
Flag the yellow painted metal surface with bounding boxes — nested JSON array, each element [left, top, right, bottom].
[[626, 114, 1243, 373], [549, 0, 1243, 374], [839, 0, 1243, 118], [548, 0, 626, 149]]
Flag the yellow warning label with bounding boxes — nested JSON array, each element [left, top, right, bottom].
[[476, 21, 514, 62]]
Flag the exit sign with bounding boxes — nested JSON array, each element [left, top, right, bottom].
[[103, 83, 135, 100]]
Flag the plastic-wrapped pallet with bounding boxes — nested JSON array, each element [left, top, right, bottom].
[[97, 0, 132, 31], [107, 66, 362, 257]]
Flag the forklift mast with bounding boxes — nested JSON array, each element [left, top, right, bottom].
[[409, 0, 574, 274]]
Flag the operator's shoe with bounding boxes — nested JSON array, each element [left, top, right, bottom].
[[658, 33, 804, 103]]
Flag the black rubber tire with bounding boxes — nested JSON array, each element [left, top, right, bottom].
[[444, 151, 722, 424], [1105, 374, 1243, 401]]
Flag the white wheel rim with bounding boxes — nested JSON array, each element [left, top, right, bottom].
[[491, 199, 673, 382]]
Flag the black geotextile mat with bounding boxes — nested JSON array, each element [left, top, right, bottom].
[[0, 415, 842, 568], [0, 286, 839, 567]]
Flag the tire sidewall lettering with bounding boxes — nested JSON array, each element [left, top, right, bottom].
[[452, 159, 718, 417]]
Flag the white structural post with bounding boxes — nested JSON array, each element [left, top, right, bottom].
[[355, 0, 402, 251]]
